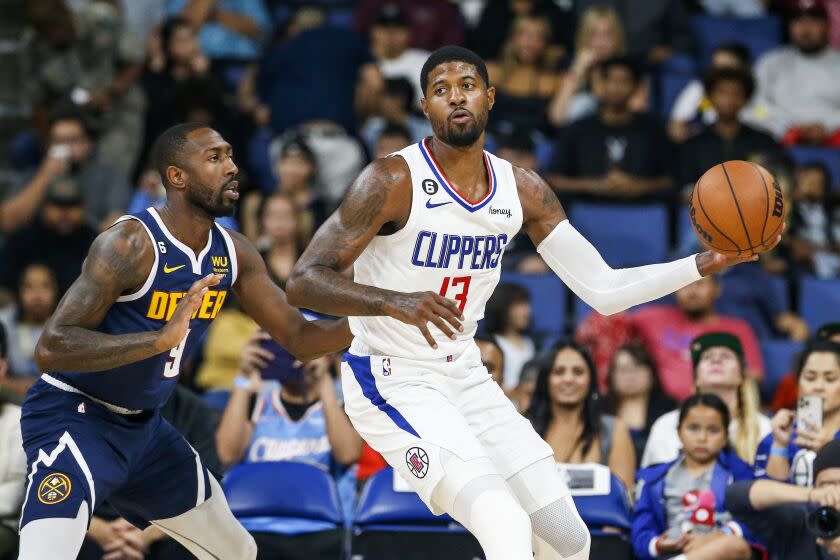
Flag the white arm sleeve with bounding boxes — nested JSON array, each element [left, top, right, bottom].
[[536, 220, 702, 316]]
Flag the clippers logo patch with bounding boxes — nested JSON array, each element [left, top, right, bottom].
[[38, 473, 72, 505], [406, 447, 429, 478]]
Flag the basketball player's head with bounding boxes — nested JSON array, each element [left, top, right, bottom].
[[151, 123, 239, 218], [420, 46, 494, 148]]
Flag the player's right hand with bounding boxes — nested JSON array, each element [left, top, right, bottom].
[[155, 273, 221, 351], [385, 291, 464, 349]]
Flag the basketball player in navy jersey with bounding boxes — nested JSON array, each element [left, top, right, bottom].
[[17, 123, 351, 560], [287, 46, 779, 560]]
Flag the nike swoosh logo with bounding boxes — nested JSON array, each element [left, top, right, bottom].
[[163, 263, 186, 273], [426, 199, 452, 209]]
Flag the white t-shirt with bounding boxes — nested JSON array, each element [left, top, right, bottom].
[[641, 408, 772, 467], [494, 334, 536, 390], [378, 48, 431, 108]]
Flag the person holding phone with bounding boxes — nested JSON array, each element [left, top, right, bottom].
[[756, 339, 840, 487]]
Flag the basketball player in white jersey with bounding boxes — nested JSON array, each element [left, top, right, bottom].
[[286, 46, 775, 560]]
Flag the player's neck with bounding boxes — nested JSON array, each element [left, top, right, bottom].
[[157, 200, 214, 255], [427, 136, 489, 198]]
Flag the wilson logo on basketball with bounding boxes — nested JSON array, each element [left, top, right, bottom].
[[689, 204, 713, 244], [772, 180, 784, 218]]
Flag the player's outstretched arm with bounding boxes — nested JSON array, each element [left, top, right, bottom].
[[286, 157, 463, 349], [35, 222, 219, 372], [228, 230, 352, 362], [517, 167, 780, 316]]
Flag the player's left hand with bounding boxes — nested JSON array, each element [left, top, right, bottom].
[[696, 223, 785, 276]]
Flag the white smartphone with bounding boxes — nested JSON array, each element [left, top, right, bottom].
[[48, 145, 71, 160], [797, 395, 823, 431]]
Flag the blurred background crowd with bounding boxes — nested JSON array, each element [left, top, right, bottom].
[[1, 0, 840, 559]]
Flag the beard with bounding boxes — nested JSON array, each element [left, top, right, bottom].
[[431, 109, 488, 147], [186, 181, 235, 218], [798, 40, 827, 55]]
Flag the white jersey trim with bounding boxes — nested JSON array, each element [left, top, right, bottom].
[[214, 223, 239, 285], [113, 214, 160, 303], [148, 207, 213, 275]]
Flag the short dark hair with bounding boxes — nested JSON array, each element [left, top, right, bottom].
[[379, 122, 412, 142], [713, 42, 751, 67], [384, 77, 416, 113], [49, 107, 96, 140], [497, 129, 535, 153], [702, 67, 756, 100], [599, 55, 643, 85], [796, 339, 840, 379], [484, 283, 530, 335], [678, 393, 731, 434], [420, 45, 489, 97], [150, 122, 209, 188]]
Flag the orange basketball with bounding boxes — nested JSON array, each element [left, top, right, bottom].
[[689, 160, 785, 256]]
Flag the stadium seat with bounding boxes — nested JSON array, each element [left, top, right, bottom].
[[692, 16, 782, 67], [351, 468, 483, 560], [202, 389, 231, 412], [787, 146, 840, 191], [569, 203, 670, 268], [760, 340, 805, 402], [799, 276, 840, 332], [500, 272, 567, 336], [660, 73, 696, 119]]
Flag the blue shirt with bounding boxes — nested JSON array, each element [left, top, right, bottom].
[[167, 0, 270, 60], [754, 427, 840, 487], [51, 207, 238, 410]]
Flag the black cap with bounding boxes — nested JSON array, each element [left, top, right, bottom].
[[691, 332, 745, 369], [817, 323, 840, 342], [789, 0, 828, 18], [375, 3, 408, 26], [814, 439, 840, 479], [45, 175, 83, 206]]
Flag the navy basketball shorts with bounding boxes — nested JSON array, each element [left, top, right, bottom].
[[19, 379, 211, 531]]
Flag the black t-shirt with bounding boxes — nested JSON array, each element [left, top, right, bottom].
[[248, 392, 314, 423], [678, 124, 782, 187], [549, 112, 673, 179]]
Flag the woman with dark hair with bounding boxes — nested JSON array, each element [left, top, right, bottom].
[[525, 340, 636, 489], [256, 194, 303, 289], [485, 283, 536, 393], [603, 344, 677, 467]]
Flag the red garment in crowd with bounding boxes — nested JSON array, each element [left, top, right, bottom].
[[771, 372, 798, 411], [357, 442, 388, 481], [353, 0, 465, 51], [575, 311, 640, 392]]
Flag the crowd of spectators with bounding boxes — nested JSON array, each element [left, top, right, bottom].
[[1, 0, 840, 558]]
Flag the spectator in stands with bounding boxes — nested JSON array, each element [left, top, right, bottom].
[[485, 283, 536, 393], [756, 339, 840, 487], [603, 344, 677, 467], [194, 297, 259, 391], [354, 0, 464, 52], [486, 15, 562, 137], [24, 0, 146, 176], [368, 4, 429, 110], [0, 175, 97, 299], [256, 194, 303, 289], [574, 0, 694, 63], [496, 129, 539, 172], [0, 323, 26, 559], [727, 438, 840, 560], [0, 264, 58, 398], [167, 0, 271, 62], [548, 7, 647, 126], [786, 162, 840, 278], [750, 0, 840, 145], [526, 340, 636, 489], [678, 68, 782, 190], [772, 322, 840, 412], [633, 394, 755, 560], [360, 78, 432, 155], [548, 56, 673, 201], [668, 42, 752, 143], [469, 0, 575, 61], [374, 123, 413, 159], [476, 335, 506, 388], [80, 385, 223, 560], [633, 276, 764, 401], [2, 112, 131, 233], [641, 332, 771, 467]]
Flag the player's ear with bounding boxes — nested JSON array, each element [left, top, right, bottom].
[[165, 165, 186, 191], [420, 96, 429, 120], [486, 86, 496, 111]]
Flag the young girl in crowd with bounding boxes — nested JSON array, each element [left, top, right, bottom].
[[756, 339, 840, 487], [633, 394, 756, 560], [525, 340, 636, 490], [642, 333, 770, 467]]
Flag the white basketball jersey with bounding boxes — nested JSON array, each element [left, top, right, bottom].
[[350, 138, 523, 359]]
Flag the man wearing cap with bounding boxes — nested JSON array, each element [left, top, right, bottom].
[[642, 332, 772, 468], [726, 438, 840, 559], [0, 174, 97, 298], [748, 0, 840, 146]]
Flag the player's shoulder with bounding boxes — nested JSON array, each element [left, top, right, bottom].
[[511, 164, 551, 201], [93, 218, 154, 262], [359, 154, 412, 187]]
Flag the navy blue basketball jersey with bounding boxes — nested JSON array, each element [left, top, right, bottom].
[[50, 207, 238, 410]]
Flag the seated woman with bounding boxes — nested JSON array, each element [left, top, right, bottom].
[[642, 333, 771, 467], [525, 340, 636, 490], [603, 344, 677, 467], [633, 394, 756, 560], [756, 339, 840, 487]]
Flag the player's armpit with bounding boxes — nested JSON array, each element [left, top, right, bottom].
[[228, 229, 352, 361], [286, 157, 412, 317], [35, 221, 165, 372], [515, 166, 568, 247]]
